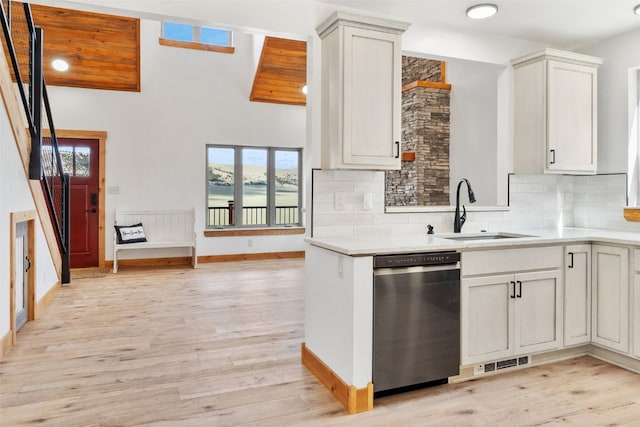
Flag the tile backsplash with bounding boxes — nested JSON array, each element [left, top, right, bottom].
[[311, 169, 640, 238]]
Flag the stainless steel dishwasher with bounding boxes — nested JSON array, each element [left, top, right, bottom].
[[373, 251, 461, 395]]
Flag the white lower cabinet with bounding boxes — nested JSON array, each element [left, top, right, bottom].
[[591, 244, 629, 354], [564, 244, 592, 346], [461, 269, 562, 366], [633, 249, 640, 359]]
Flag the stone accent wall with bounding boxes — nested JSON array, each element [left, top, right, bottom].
[[386, 57, 450, 206], [402, 56, 442, 86]]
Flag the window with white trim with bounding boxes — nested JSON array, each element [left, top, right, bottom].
[[159, 22, 235, 54], [162, 22, 232, 47], [206, 145, 302, 228]]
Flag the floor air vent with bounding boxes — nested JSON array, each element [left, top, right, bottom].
[[476, 355, 530, 375]]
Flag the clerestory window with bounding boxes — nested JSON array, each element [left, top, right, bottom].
[[160, 22, 234, 54], [206, 145, 302, 228]]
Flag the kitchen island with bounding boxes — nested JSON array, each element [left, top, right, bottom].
[[303, 227, 640, 413]]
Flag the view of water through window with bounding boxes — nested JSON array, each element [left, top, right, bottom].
[[207, 146, 300, 227]]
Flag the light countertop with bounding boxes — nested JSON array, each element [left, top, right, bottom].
[[305, 227, 640, 256]]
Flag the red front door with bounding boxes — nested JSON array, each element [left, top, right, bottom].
[[59, 138, 100, 268]]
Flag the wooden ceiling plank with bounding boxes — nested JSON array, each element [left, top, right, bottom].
[[8, 2, 141, 92], [250, 35, 307, 106]]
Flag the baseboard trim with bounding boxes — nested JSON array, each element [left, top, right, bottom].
[[106, 256, 194, 270], [300, 342, 373, 414], [35, 281, 60, 319], [199, 251, 305, 263], [588, 344, 640, 375], [0, 329, 11, 359], [105, 251, 305, 271]]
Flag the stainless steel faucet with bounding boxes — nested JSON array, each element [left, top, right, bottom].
[[454, 178, 476, 233]]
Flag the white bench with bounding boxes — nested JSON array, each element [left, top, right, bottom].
[[113, 209, 197, 273]]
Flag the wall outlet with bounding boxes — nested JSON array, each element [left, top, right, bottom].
[[363, 192, 372, 210], [334, 192, 345, 210]]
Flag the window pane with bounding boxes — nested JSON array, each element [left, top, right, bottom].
[[207, 147, 235, 226], [75, 147, 90, 177], [201, 27, 230, 46], [275, 150, 299, 225], [242, 148, 267, 226], [58, 146, 73, 176], [163, 22, 194, 42]]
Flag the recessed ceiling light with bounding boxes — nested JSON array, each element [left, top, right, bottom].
[[634, 4, 640, 15], [466, 3, 499, 19], [52, 58, 69, 72]]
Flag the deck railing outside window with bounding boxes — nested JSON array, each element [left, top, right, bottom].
[[208, 204, 299, 227]]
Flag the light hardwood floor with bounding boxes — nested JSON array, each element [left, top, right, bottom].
[[1, 259, 640, 426]]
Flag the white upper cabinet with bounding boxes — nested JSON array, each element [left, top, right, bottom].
[[317, 12, 409, 170], [512, 49, 602, 175]]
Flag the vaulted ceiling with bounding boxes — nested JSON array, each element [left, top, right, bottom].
[[5, 3, 307, 102]]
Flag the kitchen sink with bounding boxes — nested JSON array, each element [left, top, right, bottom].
[[440, 232, 535, 241]]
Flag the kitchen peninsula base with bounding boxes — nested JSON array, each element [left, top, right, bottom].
[[304, 229, 640, 414], [301, 343, 373, 414]]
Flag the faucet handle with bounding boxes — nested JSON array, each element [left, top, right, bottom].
[[460, 205, 467, 227], [426, 224, 434, 234]]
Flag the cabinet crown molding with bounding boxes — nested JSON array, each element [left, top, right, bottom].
[[511, 48, 603, 69], [316, 11, 410, 38]]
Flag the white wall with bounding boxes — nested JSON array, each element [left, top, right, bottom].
[[447, 58, 504, 206], [47, 20, 307, 259], [579, 28, 640, 202], [0, 96, 58, 341]]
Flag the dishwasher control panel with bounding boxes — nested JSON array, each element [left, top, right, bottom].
[[373, 251, 460, 268]]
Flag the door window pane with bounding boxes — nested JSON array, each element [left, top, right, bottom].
[[242, 148, 268, 226], [58, 146, 91, 177], [207, 147, 235, 226], [275, 150, 299, 225], [74, 147, 91, 177], [59, 146, 74, 175]]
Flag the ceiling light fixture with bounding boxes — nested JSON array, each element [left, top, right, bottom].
[[466, 3, 499, 19], [635, 4, 640, 15], [52, 58, 69, 72], [302, 84, 308, 95]]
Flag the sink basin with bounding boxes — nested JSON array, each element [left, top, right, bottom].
[[440, 232, 535, 241]]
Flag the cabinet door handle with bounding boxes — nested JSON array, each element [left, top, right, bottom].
[[568, 252, 574, 269], [394, 141, 400, 159], [516, 281, 522, 298], [510, 281, 516, 298], [550, 149, 556, 165]]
